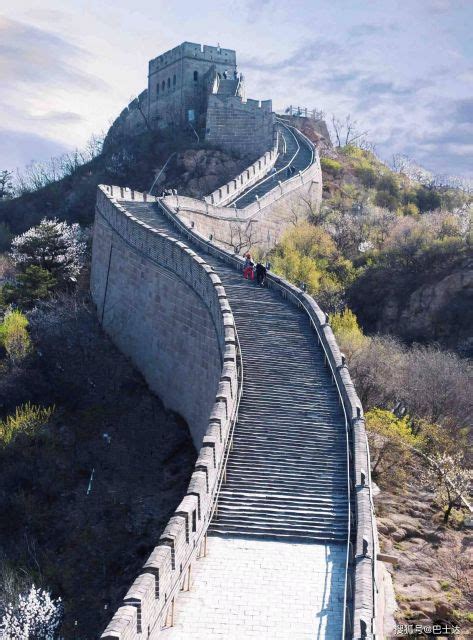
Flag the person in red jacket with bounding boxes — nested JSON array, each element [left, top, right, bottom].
[[243, 253, 254, 280]]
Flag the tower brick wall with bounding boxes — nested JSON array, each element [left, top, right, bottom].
[[148, 42, 237, 129], [206, 95, 275, 158]]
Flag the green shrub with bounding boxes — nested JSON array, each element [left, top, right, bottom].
[[1, 266, 57, 309], [340, 145, 365, 159], [375, 190, 400, 211], [355, 163, 378, 188], [270, 222, 352, 310], [330, 307, 367, 357], [415, 186, 441, 212], [321, 157, 343, 177], [0, 309, 32, 362], [377, 173, 400, 197], [402, 202, 420, 217], [0, 402, 54, 447], [366, 408, 423, 486]]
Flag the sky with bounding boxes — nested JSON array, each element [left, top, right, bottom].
[[0, 0, 472, 180]]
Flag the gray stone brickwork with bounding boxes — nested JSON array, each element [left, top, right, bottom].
[[204, 133, 279, 206], [148, 42, 237, 130], [165, 126, 322, 253], [106, 42, 275, 160], [206, 94, 275, 158], [91, 186, 235, 448], [92, 187, 242, 640], [156, 197, 379, 639]]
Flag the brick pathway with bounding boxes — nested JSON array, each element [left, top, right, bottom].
[[161, 536, 346, 640]]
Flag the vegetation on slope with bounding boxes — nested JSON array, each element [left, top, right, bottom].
[[0, 128, 254, 244], [268, 140, 472, 355], [0, 201, 197, 638], [268, 128, 473, 632], [1, 116, 471, 636]]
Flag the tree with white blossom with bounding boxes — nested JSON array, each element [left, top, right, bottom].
[[0, 584, 63, 639], [10, 219, 87, 283], [423, 453, 472, 524]]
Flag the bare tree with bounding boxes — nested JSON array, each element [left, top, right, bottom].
[[225, 220, 262, 254], [331, 114, 368, 147], [435, 532, 473, 603], [130, 95, 152, 132]]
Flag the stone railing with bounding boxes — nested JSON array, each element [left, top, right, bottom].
[[204, 130, 279, 207], [93, 186, 242, 640], [239, 123, 320, 218], [153, 195, 378, 640]]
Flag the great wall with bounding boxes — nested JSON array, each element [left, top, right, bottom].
[[90, 42, 379, 639]]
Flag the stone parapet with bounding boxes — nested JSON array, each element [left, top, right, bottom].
[[95, 173, 376, 638], [204, 130, 279, 207], [158, 125, 322, 253], [94, 186, 241, 640]]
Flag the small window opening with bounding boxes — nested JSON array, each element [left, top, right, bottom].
[[193, 70, 198, 81]]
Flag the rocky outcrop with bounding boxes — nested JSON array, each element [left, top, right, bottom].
[[379, 266, 473, 354], [278, 114, 332, 150], [170, 149, 253, 198], [375, 477, 472, 633]]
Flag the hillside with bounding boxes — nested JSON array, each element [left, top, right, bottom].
[[269, 129, 473, 356], [0, 115, 471, 638], [0, 127, 254, 244]]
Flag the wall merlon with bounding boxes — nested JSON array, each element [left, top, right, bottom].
[[144, 545, 172, 573], [101, 605, 137, 639]]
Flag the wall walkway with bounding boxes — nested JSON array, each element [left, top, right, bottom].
[[92, 186, 378, 639], [163, 121, 322, 252]]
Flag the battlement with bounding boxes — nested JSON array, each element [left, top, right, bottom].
[[149, 41, 236, 72]]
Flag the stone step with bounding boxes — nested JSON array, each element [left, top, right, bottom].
[[122, 169, 349, 544]]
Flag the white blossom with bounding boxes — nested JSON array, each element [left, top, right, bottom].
[[10, 218, 86, 281], [0, 585, 63, 639]]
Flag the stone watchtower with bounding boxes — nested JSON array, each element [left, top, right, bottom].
[[148, 42, 237, 129], [147, 41, 275, 158]]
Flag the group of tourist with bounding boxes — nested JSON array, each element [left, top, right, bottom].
[[243, 253, 268, 287]]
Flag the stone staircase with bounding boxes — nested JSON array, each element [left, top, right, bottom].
[[216, 78, 239, 96], [231, 122, 314, 208], [121, 201, 349, 545]]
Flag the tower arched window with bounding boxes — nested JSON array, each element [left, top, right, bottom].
[[161, 80, 165, 91], [167, 77, 170, 88], [173, 74, 176, 86], [193, 70, 198, 82]]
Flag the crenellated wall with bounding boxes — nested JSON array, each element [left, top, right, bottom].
[[206, 94, 275, 157], [91, 186, 236, 448], [164, 125, 322, 253], [92, 186, 242, 640], [204, 130, 279, 206], [91, 184, 378, 639]]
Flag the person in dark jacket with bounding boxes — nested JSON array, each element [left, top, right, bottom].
[[255, 262, 267, 287]]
